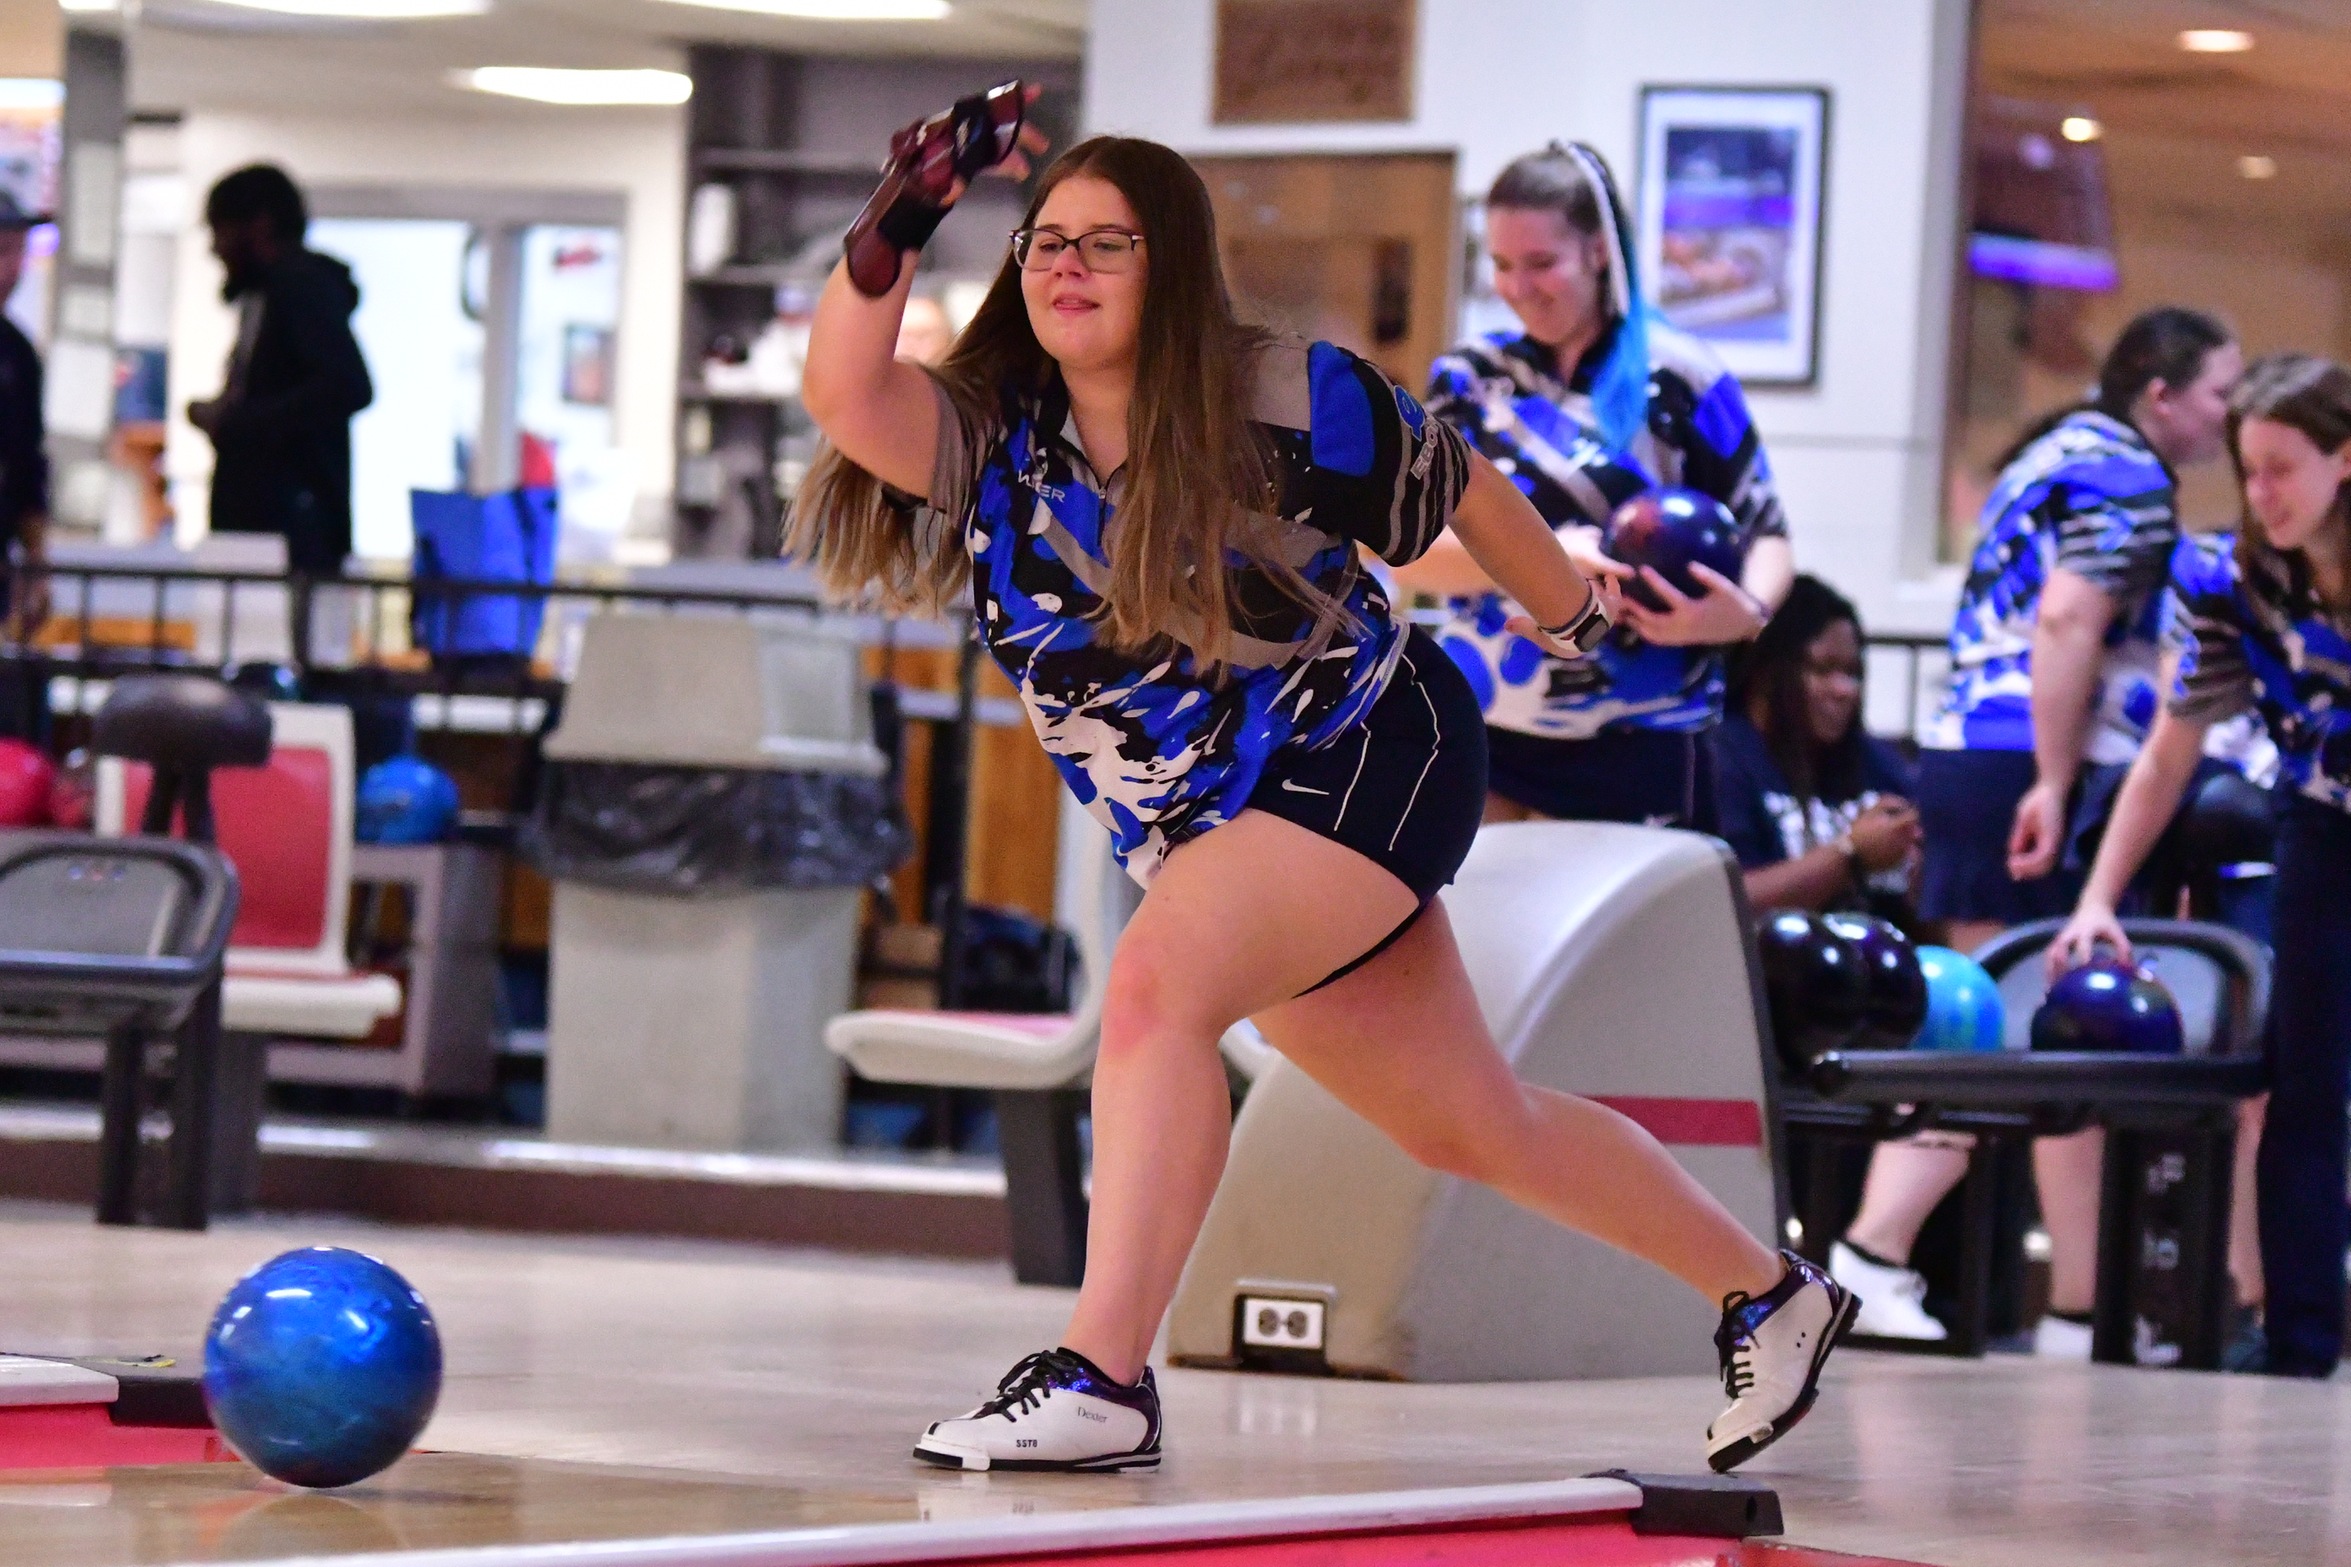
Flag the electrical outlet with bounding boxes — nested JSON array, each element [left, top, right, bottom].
[[1239, 1295, 1326, 1352]]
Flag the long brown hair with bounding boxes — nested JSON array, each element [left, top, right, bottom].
[[1992, 306, 2232, 472], [790, 135, 1339, 665], [2225, 352, 2351, 612]]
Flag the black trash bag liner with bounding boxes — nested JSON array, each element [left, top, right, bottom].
[[522, 759, 910, 895]]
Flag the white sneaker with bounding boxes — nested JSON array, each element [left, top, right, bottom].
[[1707, 1249, 1859, 1474], [1830, 1240, 1948, 1342], [913, 1348, 1162, 1473], [2032, 1313, 2094, 1361]]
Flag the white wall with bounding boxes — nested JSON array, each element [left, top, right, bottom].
[[162, 100, 683, 549], [1083, 0, 1973, 634]]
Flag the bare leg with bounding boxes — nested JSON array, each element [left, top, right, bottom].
[[1844, 1136, 1974, 1265], [2232, 1095, 2267, 1309], [1482, 793, 1538, 824], [1255, 898, 1782, 1305], [2035, 1128, 2105, 1315], [1060, 810, 1780, 1383], [1931, 918, 2005, 958]]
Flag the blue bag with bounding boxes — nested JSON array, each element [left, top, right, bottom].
[[409, 487, 559, 661]]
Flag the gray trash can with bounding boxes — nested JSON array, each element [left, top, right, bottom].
[[527, 614, 906, 1151]]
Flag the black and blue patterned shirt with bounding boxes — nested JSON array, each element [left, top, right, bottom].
[[1422, 321, 1786, 737], [2167, 534, 2351, 814], [1926, 411, 2178, 760], [926, 340, 1471, 881]]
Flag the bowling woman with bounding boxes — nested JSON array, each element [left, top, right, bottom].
[[2053, 353, 2351, 1378], [1396, 142, 1794, 829], [794, 97, 1853, 1473]]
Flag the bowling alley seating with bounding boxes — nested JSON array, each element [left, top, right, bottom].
[[1788, 918, 2268, 1367], [100, 700, 404, 1046], [827, 814, 1139, 1287]]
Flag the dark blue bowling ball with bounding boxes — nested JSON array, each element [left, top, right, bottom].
[[203, 1247, 442, 1488], [2032, 956, 2185, 1055], [1606, 488, 1748, 611], [1823, 914, 1929, 1050]]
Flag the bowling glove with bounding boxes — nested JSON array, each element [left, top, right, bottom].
[[844, 80, 1027, 297]]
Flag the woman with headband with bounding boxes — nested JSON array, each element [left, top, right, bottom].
[[1397, 142, 1795, 829]]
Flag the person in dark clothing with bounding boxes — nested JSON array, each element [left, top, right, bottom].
[[189, 165, 372, 577], [0, 190, 51, 638]]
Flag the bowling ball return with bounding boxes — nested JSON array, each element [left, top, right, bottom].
[[0, 674, 257, 1231], [1781, 918, 2267, 1367]]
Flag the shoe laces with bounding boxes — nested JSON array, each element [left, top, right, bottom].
[[975, 1350, 1068, 1423], [1715, 1292, 1760, 1400]]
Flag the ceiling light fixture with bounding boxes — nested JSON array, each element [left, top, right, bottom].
[[59, 0, 121, 13], [0, 80, 63, 111], [2059, 116, 2101, 143], [651, 0, 951, 20], [2177, 28, 2254, 53], [458, 67, 693, 106], [206, 0, 488, 16], [2238, 154, 2278, 180]]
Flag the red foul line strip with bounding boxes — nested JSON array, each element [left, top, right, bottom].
[[1592, 1096, 1764, 1148]]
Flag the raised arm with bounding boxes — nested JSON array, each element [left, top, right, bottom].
[[801, 260, 943, 500]]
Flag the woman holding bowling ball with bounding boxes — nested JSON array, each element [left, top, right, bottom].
[[2054, 353, 2351, 1378], [793, 89, 1853, 1475], [1393, 142, 1794, 829]]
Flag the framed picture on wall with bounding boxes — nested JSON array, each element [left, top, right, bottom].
[[1635, 86, 1829, 387]]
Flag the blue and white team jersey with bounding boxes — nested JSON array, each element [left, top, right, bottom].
[[924, 339, 1470, 882], [2168, 535, 2351, 814], [1421, 321, 1786, 738], [1925, 410, 2179, 761]]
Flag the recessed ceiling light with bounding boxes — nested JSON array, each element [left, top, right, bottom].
[[206, 0, 487, 15], [2059, 116, 2101, 143], [458, 67, 693, 106], [59, 0, 120, 13], [2178, 28, 2254, 53], [651, 0, 951, 19], [2239, 154, 2278, 180]]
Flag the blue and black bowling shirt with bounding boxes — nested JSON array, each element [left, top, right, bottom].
[[2167, 534, 2351, 814], [924, 339, 1471, 882], [1422, 321, 1787, 738], [1926, 410, 2178, 761]]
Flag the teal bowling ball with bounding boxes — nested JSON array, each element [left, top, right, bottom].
[[202, 1247, 442, 1488], [1914, 946, 2005, 1052]]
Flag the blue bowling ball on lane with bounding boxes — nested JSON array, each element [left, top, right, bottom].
[[2032, 955, 2186, 1055], [1914, 946, 2004, 1053], [203, 1246, 443, 1488]]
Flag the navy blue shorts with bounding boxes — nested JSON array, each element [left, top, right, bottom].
[[1249, 630, 1487, 990], [1915, 748, 2079, 924], [1483, 725, 1718, 832]]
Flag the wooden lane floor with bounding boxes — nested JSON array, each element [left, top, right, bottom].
[[3, 1202, 2350, 1566]]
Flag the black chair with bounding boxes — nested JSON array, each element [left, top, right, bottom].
[[6, 674, 269, 1229], [1789, 918, 2267, 1369]]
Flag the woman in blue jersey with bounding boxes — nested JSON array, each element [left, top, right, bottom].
[[793, 101, 1851, 1473], [1396, 142, 1795, 829], [2055, 353, 2351, 1377], [1921, 308, 2241, 955]]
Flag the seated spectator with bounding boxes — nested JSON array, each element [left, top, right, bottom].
[[1716, 575, 1920, 918]]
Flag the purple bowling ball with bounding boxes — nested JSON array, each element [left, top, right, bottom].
[[1606, 488, 1748, 612], [2031, 955, 2185, 1055]]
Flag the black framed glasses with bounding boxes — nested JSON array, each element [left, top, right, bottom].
[[1011, 227, 1145, 273]]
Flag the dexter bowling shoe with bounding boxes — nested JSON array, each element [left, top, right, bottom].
[[1706, 1249, 1858, 1473], [913, 1347, 1162, 1472]]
